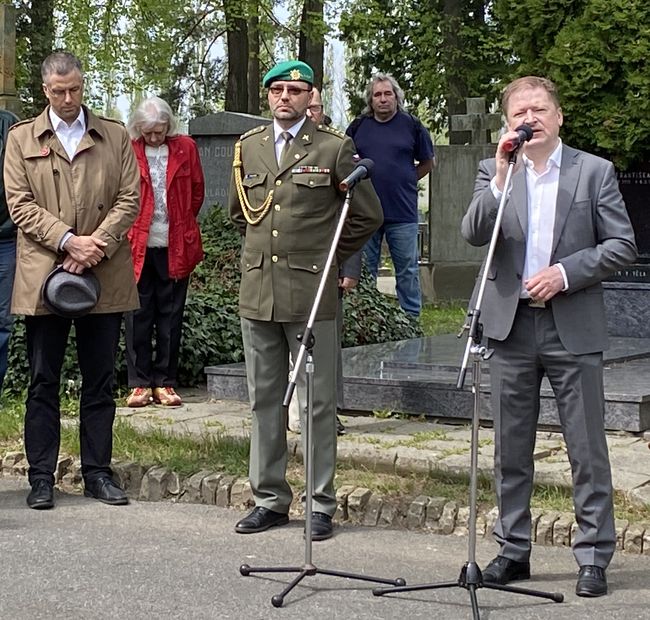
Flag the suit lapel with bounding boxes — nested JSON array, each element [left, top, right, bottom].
[[511, 165, 528, 235], [552, 145, 581, 254]]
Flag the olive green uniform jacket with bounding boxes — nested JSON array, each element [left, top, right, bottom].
[[229, 119, 382, 322], [4, 106, 140, 315]]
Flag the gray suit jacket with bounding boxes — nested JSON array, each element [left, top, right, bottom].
[[461, 144, 637, 355]]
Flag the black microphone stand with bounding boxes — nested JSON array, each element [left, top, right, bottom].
[[373, 148, 564, 618], [239, 186, 405, 608]]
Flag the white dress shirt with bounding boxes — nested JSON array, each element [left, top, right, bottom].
[[490, 139, 568, 295], [273, 118, 307, 164], [49, 107, 86, 160], [521, 140, 566, 295], [50, 108, 87, 250]]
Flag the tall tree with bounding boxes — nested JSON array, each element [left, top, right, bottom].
[[12, 0, 330, 123], [247, 2, 260, 115], [493, 0, 650, 167], [224, 0, 248, 111], [339, 0, 508, 131], [298, 0, 324, 88], [16, 0, 55, 118]]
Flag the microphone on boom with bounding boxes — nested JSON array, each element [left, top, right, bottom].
[[502, 124, 534, 152], [339, 159, 374, 191]]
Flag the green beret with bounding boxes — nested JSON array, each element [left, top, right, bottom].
[[263, 60, 314, 87]]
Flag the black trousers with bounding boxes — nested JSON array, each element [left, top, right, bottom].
[[24, 312, 122, 485], [125, 247, 189, 388]]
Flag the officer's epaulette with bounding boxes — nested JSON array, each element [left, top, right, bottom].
[[8, 117, 37, 131], [317, 124, 345, 139], [240, 125, 267, 140], [98, 115, 126, 127]]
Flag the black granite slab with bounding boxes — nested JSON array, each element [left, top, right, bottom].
[[205, 334, 650, 432]]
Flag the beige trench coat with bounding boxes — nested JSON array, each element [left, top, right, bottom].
[[4, 106, 140, 315]]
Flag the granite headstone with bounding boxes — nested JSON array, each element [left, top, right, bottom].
[[604, 166, 650, 337], [427, 98, 500, 300], [189, 111, 271, 213]]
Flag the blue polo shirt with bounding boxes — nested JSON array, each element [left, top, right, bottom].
[[346, 111, 434, 224]]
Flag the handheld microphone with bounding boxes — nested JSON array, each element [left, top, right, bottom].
[[339, 159, 374, 191], [502, 124, 534, 152]]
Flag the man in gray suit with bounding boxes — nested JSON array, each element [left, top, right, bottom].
[[462, 76, 636, 597]]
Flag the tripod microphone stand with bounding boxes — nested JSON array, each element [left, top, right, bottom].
[[239, 187, 405, 608], [373, 146, 564, 618]]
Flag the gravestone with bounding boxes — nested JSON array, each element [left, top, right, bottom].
[[0, 5, 20, 116], [189, 111, 270, 212], [603, 166, 650, 338], [427, 98, 501, 300], [448, 98, 502, 147]]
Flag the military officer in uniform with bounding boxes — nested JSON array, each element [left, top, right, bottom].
[[230, 60, 382, 540]]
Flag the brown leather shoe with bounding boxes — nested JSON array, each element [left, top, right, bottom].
[[126, 387, 153, 407], [153, 387, 182, 406]]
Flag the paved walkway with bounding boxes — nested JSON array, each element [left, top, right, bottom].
[[3, 477, 650, 619], [115, 387, 650, 509]]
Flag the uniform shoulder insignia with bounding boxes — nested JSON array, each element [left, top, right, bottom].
[[8, 117, 37, 131], [240, 125, 267, 140], [317, 124, 345, 139]]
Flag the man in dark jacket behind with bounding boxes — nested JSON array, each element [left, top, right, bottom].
[[0, 108, 19, 393]]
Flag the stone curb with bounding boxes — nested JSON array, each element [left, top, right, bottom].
[[3, 449, 650, 556]]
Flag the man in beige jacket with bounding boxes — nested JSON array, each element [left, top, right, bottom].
[[4, 51, 140, 510]]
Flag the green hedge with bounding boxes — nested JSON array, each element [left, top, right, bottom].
[[4, 207, 422, 394]]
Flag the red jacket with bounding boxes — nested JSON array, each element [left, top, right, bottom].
[[129, 134, 205, 281]]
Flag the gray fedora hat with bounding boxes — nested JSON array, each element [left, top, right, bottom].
[[41, 265, 101, 318]]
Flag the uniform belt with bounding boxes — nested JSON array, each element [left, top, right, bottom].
[[519, 297, 546, 309]]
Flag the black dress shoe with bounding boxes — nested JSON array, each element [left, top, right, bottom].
[[336, 416, 346, 436], [84, 476, 129, 505], [235, 506, 289, 534], [309, 511, 333, 541], [482, 555, 530, 585], [576, 565, 607, 597], [27, 479, 54, 510]]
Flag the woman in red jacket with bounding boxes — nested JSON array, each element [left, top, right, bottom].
[[125, 97, 205, 407]]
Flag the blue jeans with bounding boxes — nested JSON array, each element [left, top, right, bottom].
[[364, 223, 421, 316], [0, 237, 16, 392]]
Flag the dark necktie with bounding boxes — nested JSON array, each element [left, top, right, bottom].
[[279, 131, 292, 166]]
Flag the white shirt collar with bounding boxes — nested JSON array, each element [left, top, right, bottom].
[[523, 138, 563, 171], [273, 117, 307, 143], [48, 107, 86, 133]]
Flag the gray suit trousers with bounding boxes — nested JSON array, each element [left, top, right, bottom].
[[241, 317, 338, 516], [489, 304, 616, 568]]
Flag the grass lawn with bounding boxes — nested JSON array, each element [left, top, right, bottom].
[[2, 301, 648, 525], [419, 301, 467, 337]]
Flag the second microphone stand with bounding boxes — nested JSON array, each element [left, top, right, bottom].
[[239, 187, 405, 607], [372, 149, 564, 618]]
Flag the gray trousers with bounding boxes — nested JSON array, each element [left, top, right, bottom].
[[241, 317, 338, 516], [489, 304, 616, 569], [290, 295, 345, 428]]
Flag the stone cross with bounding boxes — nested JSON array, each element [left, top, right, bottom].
[[0, 4, 20, 116], [450, 97, 502, 145]]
